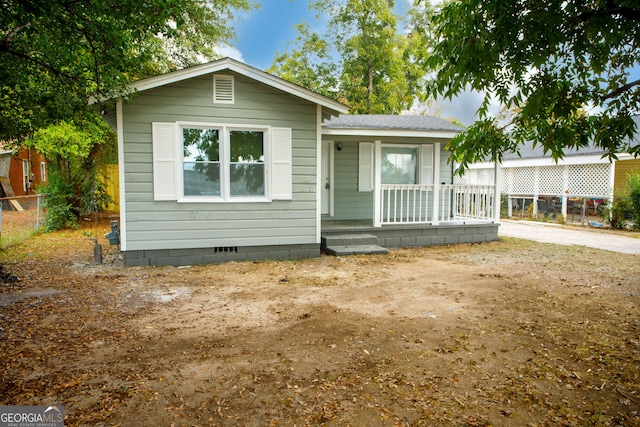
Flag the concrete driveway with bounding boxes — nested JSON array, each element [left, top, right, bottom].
[[498, 220, 640, 255]]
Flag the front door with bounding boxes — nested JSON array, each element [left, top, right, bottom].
[[321, 141, 331, 215]]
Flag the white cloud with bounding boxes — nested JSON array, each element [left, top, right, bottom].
[[214, 45, 245, 63]]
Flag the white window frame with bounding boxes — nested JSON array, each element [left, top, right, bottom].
[[40, 162, 47, 182], [380, 143, 434, 185], [178, 122, 271, 203], [22, 160, 30, 191]]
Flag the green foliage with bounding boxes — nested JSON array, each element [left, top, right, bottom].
[[427, 0, 640, 173], [39, 174, 78, 231], [0, 0, 253, 141], [270, 0, 433, 114], [268, 24, 339, 100], [604, 198, 631, 230], [625, 172, 640, 229], [605, 172, 640, 230], [25, 112, 115, 230]]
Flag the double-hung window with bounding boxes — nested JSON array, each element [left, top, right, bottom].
[[152, 122, 291, 202], [181, 126, 266, 200]]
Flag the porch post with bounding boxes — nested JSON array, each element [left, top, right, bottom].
[[431, 143, 441, 225], [562, 166, 569, 221], [373, 140, 382, 227], [493, 161, 502, 222]]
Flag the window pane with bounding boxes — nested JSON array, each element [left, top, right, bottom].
[[230, 131, 264, 196], [183, 128, 220, 196], [230, 164, 265, 196], [183, 128, 219, 162], [183, 162, 220, 196], [381, 147, 417, 184]]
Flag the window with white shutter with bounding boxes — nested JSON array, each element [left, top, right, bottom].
[[152, 122, 292, 202], [152, 122, 178, 200], [358, 142, 374, 192], [420, 144, 434, 185]]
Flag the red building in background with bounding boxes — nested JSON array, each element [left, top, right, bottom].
[[0, 147, 47, 199]]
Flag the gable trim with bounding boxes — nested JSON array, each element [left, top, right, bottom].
[[130, 58, 348, 115]]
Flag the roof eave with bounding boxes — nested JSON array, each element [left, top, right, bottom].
[[322, 128, 460, 139]]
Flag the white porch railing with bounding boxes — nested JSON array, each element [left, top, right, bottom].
[[438, 185, 496, 223], [380, 184, 433, 224], [379, 184, 497, 225]]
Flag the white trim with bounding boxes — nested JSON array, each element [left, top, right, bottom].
[[319, 139, 335, 218], [469, 154, 612, 170], [129, 58, 348, 114], [431, 143, 441, 225], [373, 140, 382, 227], [322, 128, 459, 139], [316, 105, 322, 243], [116, 99, 127, 251]]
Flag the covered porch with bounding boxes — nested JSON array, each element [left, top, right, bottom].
[[320, 115, 500, 255]]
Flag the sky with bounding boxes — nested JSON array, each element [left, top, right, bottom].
[[222, 1, 639, 127], [221, 0, 486, 126]]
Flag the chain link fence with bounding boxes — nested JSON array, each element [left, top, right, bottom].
[[0, 194, 45, 248]]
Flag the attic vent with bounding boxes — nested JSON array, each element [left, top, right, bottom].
[[213, 75, 234, 104]]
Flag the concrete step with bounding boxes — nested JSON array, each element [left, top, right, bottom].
[[322, 244, 389, 256], [321, 233, 378, 248]]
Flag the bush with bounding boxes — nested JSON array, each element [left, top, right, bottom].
[[604, 197, 631, 230], [40, 175, 78, 231], [605, 172, 640, 230], [627, 172, 640, 230]]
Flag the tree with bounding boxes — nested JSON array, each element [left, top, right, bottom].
[[1, 0, 253, 141], [427, 0, 640, 173], [270, 0, 431, 114], [268, 24, 340, 100]]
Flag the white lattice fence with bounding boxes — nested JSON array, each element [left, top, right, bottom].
[[538, 166, 564, 195], [461, 162, 612, 198], [568, 164, 610, 197]]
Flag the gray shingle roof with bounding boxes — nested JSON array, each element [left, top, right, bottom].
[[323, 114, 463, 132], [503, 115, 640, 160]]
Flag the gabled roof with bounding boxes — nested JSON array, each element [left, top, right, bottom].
[[322, 114, 463, 138], [129, 57, 349, 116]]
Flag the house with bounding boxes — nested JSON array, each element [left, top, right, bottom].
[[0, 146, 47, 210], [457, 116, 640, 220], [103, 58, 499, 266]]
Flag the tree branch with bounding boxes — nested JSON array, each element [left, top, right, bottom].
[[1, 48, 79, 82], [576, 2, 640, 25], [602, 78, 640, 101]]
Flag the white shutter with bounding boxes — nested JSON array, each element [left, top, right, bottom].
[[358, 142, 374, 192], [271, 127, 292, 200], [213, 75, 234, 104], [152, 122, 178, 200], [420, 144, 434, 185]]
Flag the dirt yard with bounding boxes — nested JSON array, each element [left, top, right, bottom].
[[0, 216, 638, 426]]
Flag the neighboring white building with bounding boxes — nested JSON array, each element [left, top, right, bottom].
[[456, 116, 640, 220]]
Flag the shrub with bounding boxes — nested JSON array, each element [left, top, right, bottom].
[[626, 172, 640, 230]]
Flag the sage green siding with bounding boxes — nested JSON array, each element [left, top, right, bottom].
[[121, 72, 319, 251], [326, 137, 453, 221]]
